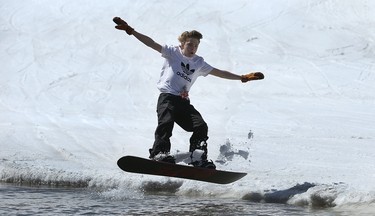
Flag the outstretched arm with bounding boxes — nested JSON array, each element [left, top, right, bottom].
[[209, 68, 264, 83], [132, 31, 162, 53], [113, 17, 162, 53], [209, 68, 242, 80]]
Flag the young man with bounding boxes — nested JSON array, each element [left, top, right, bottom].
[[114, 17, 264, 169]]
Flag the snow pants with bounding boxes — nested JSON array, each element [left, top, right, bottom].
[[149, 93, 208, 158]]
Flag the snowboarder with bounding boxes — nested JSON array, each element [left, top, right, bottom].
[[114, 17, 264, 169]]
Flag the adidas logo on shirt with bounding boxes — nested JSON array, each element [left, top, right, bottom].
[[181, 62, 195, 75]]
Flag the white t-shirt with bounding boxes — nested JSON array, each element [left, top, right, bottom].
[[156, 45, 213, 95]]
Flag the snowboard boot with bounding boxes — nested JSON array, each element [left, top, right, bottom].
[[191, 159, 216, 169], [149, 150, 176, 164], [189, 140, 216, 169]]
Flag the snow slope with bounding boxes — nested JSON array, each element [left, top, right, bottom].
[[1, 0, 375, 212]]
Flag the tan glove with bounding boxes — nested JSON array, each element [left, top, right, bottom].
[[241, 72, 264, 83], [113, 17, 134, 35]]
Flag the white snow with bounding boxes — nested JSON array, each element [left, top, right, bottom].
[[1, 0, 375, 212]]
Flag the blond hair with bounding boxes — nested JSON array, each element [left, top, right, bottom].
[[178, 30, 203, 43]]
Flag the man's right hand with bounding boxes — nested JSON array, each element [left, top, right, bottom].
[[113, 17, 134, 35]]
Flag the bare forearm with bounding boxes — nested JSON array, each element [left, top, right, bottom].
[[113, 17, 162, 53], [219, 70, 241, 80], [132, 30, 162, 52], [132, 31, 155, 47], [209, 68, 241, 80], [210, 68, 265, 83]]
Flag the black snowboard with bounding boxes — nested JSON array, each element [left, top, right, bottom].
[[117, 156, 247, 184]]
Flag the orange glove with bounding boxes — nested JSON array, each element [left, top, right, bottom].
[[113, 17, 134, 35], [241, 72, 264, 83]]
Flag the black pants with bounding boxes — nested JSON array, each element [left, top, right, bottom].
[[149, 93, 208, 157]]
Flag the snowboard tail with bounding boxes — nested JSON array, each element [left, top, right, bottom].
[[117, 156, 247, 184]]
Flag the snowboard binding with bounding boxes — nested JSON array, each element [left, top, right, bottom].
[[149, 150, 176, 164], [189, 140, 216, 169]]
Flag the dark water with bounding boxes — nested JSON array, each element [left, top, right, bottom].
[[0, 183, 358, 215]]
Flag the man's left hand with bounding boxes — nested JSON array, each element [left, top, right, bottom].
[[241, 72, 264, 83]]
